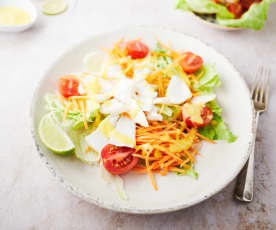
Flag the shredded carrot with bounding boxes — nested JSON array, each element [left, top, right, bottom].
[[76, 99, 82, 110], [63, 102, 72, 120], [133, 168, 147, 173], [71, 99, 78, 111], [151, 51, 174, 58], [149, 170, 158, 190], [180, 157, 192, 167], [192, 91, 200, 97], [157, 156, 171, 165], [149, 161, 161, 170], [183, 149, 195, 163], [160, 167, 168, 176], [133, 167, 160, 174], [85, 146, 92, 153], [135, 118, 205, 190], [145, 147, 158, 190], [194, 132, 216, 144], [132, 154, 162, 161], [69, 96, 94, 100], [169, 167, 187, 174], [162, 158, 177, 168], [158, 74, 164, 96], [159, 103, 165, 114], [153, 145, 184, 163]]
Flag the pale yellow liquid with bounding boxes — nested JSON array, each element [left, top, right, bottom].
[[0, 7, 31, 25]]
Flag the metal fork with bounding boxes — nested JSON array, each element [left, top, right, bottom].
[[234, 67, 270, 202]]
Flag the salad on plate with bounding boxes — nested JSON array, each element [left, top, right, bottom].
[[38, 38, 236, 199], [176, 0, 275, 30]]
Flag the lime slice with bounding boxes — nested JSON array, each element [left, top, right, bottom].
[[42, 0, 68, 15], [39, 113, 75, 154]]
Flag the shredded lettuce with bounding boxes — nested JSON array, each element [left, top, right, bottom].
[[153, 43, 172, 69], [193, 64, 221, 93], [176, 0, 275, 30], [199, 100, 237, 143], [100, 162, 128, 200], [175, 162, 199, 179], [45, 94, 98, 130], [68, 131, 99, 164]]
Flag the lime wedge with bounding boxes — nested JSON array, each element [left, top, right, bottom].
[[39, 113, 75, 155], [42, 0, 68, 15]]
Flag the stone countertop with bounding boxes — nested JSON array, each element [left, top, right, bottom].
[[1, 1, 276, 229]]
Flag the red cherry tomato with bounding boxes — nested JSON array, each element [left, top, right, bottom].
[[179, 52, 203, 74], [101, 144, 138, 175], [183, 106, 213, 128], [126, 40, 149, 59], [58, 75, 80, 98], [228, 3, 243, 18], [241, 0, 262, 10]]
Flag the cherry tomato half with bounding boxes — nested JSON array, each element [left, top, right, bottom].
[[101, 144, 138, 175], [179, 52, 203, 74], [58, 75, 80, 98], [227, 3, 243, 18], [182, 105, 213, 128], [126, 40, 149, 59]]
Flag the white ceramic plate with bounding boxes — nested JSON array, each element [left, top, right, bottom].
[[31, 26, 254, 214]]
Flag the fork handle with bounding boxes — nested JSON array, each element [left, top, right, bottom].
[[234, 111, 260, 202]]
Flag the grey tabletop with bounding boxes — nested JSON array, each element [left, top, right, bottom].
[[1, 0, 276, 229]]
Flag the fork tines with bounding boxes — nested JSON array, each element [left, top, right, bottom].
[[251, 66, 270, 106]]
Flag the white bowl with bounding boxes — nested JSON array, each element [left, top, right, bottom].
[[0, 0, 37, 32], [193, 13, 243, 31], [31, 26, 254, 214]]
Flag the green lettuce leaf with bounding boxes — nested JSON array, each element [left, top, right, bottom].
[[207, 99, 222, 115], [193, 64, 221, 93], [217, 0, 275, 30], [199, 100, 237, 142], [176, 0, 234, 19], [175, 162, 199, 179]]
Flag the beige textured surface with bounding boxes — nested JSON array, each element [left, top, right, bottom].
[[0, 0, 276, 229]]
